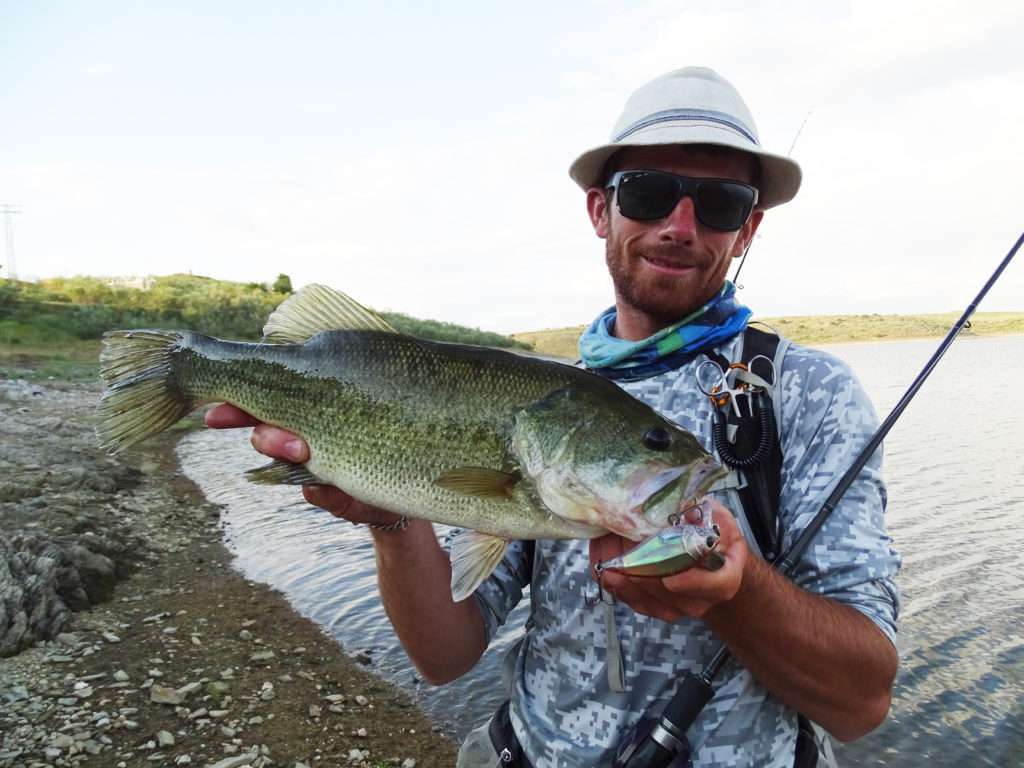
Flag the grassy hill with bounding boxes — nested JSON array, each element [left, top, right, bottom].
[[0, 275, 527, 379], [512, 312, 1024, 360]]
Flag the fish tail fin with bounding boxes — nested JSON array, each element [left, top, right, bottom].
[[96, 330, 194, 453]]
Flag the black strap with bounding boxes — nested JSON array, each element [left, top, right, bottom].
[[706, 326, 784, 561], [794, 714, 821, 767], [488, 700, 531, 767]]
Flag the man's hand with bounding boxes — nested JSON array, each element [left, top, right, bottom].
[[588, 498, 749, 622], [204, 403, 404, 527]]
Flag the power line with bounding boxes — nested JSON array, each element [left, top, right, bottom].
[[1, 204, 21, 281]]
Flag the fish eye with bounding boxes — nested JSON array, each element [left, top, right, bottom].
[[643, 427, 672, 451]]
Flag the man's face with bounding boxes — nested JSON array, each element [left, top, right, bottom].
[[586, 146, 763, 331]]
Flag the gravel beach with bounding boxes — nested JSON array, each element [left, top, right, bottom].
[[0, 377, 459, 768]]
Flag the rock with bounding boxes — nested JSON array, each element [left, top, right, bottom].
[[209, 753, 259, 768], [355, 695, 369, 706], [239, 629, 253, 641], [177, 681, 202, 697], [0, 685, 29, 703], [402, 760, 417, 768], [113, 669, 130, 682], [157, 730, 175, 747], [150, 685, 185, 705], [249, 650, 275, 663], [103, 631, 121, 643]]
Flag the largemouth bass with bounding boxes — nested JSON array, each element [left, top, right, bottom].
[[97, 284, 726, 600]]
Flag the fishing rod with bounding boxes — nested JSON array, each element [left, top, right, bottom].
[[615, 229, 1024, 768], [732, 109, 813, 289]]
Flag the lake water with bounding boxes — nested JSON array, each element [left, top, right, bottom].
[[177, 334, 1024, 767]]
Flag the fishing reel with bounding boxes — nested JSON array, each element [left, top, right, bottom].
[[613, 669, 715, 768], [613, 714, 693, 768]]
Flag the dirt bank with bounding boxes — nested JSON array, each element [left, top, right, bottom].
[[0, 377, 458, 768]]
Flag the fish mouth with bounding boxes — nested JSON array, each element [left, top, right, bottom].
[[627, 459, 727, 520], [627, 466, 687, 516], [683, 459, 729, 499]]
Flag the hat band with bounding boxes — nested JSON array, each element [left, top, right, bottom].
[[613, 108, 759, 146]]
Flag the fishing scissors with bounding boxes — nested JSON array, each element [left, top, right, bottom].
[[696, 355, 777, 418]]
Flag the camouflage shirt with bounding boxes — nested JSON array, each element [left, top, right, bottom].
[[472, 335, 902, 768]]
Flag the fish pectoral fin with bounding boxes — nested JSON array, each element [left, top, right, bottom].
[[450, 531, 510, 603], [244, 459, 321, 486], [262, 284, 398, 343], [433, 467, 521, 499]]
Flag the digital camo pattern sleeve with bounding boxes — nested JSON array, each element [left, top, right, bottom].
[[776, 344, 902, 644], [470, 538, 532, 644]]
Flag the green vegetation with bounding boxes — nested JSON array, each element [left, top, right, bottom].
[[512, 312, 1024, 359], [272, 273, 293, 294], [0, 274, 528, 380]]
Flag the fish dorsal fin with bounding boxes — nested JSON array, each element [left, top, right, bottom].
[[262, 284, 398, 343], [450, 531, 510, 602], [434, 467, 521, 498]]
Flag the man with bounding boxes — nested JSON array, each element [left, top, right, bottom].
[[208, 67, 901, 767]]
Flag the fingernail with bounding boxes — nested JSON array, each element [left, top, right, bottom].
[[285, 439, 305, 461]]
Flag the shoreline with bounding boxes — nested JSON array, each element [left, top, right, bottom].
[[511, 326, 1024, 359], [0, 377, 458, 767]]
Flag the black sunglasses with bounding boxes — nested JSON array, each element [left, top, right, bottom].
[[606, 170, 758, 231]]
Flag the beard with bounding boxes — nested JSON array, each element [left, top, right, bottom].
[[605, 236, 721, 326]]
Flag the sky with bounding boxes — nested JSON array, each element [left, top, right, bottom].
[[1, 0, 1022, 334]]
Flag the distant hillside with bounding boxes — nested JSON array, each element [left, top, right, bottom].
[[0, 275, 528, 350], [512, 312, 1024, 359]]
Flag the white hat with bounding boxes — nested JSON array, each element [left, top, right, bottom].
[[569, 67, 801, 209]]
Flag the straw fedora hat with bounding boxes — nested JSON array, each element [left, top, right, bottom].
[[569, 67, 802, 209]]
